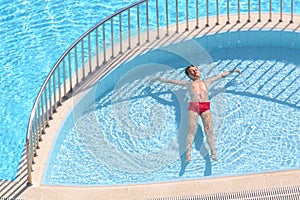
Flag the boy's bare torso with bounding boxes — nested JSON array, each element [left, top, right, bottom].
[[188, 80, 210, 102]]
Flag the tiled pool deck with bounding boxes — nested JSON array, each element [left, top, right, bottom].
[[1, 13, 299, 200]]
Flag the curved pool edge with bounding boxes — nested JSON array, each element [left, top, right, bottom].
[[17, 13, 300, 200], [20, 169, 300, 199]]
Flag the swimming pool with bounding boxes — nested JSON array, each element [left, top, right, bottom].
[[43, 30, 300, 185], [1, 0, 299, 182]]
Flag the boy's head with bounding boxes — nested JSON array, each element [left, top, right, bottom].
[[185, 65, 200, 80], [184, 65, 194, 76]]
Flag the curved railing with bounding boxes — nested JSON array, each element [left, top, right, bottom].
[[26, 0, 296, 185], [25, 0, 149, 185]]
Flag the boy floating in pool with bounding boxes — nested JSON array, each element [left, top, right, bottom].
[[152, 65, 241, 162]]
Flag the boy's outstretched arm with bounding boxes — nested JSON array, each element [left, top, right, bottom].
[[151, 78, 188, 86], [204, 68, 241, 87]]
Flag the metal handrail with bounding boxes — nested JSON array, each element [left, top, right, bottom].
[[26, 0, 296, 185]]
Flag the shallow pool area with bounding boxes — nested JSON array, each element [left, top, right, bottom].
[[43, 30, 300, 186]]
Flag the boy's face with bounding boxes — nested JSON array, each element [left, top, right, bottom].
[[187, 66, 201, 80]]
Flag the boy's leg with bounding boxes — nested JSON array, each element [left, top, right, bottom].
[[200, 110, 217, 161], [185, 111, 198, 162]]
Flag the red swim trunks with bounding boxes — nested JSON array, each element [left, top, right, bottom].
[[188, 102, 210, 115]]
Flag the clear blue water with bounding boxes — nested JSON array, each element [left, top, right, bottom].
[[43, 31, 300, 185], [0, 0, 138, 181], [1, 0, 300, 181]]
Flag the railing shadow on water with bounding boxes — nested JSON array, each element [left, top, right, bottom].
[[214, 49, 300, 110], [0, 148, 29, 199]]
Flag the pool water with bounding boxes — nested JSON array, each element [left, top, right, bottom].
[[0, 0, 137, 181], [43, 32, 300, 185], [1, 0, 300, 181]]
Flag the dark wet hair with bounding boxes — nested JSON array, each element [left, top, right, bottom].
[[184, 64, 194, 76]]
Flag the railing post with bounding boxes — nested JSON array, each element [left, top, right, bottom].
[[81, 40, 85, 79], [75, 46, 79, 85], [279, 0, 283, 22], [185, 0, 189, 31], [48, 80, 53, 118], [88, 34, 92, 72], [34, 112, 39, 153], [57, 64, 62, 104], [44, 88, 49, 126], [216, 0, 219, 25], [26, 139, 32, 186], [165, 0, 169, 35], [63, 60, 67, 97], [156, 0, 159, 39], [206, 0, 209, 27], [128, 9, 131, 49], [137, 5, 141, 45], [258, 0, 261, 22], [68, 53, 72, 92], [41, 93, 45, 135], [237, 0, 240, 23], [146, 0, 150, 41], [175, 0, 179, 32], [96, 28, 99, 67], [247, 0, 251, 22], [290, 0, 294, 23], [119, 14, 123, 52], [52, 73, 57, 111], [31, 123, 36, 163], [226, 0, 230, 24], [196, 0, 199, 28], [269, 0, 272, 22], [37, 103, 42, 141], [110, 19, 114, 57], [102, 25, 107, 63]]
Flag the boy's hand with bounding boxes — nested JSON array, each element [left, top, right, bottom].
[[150, 78, 159, 82], [231, 68, 242, 75], [150, 78, 162, 82]]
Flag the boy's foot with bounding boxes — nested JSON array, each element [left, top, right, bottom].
[[185, 153, 191, 163], [211, 154, 218, 161]]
